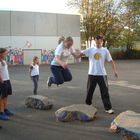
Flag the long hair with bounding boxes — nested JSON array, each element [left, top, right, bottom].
[[0, 48, 7, 66], [64, 36, 73, 43], [32, 56, 39, 65]]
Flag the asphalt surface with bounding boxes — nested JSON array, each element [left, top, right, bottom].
[[0, 60, 140, 140]]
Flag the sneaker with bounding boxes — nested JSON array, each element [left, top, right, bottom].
[[4, 109, 14, 116], [47, 77, 52, 87], [105, 109, 114, 114], [0, 112, 9, 120]]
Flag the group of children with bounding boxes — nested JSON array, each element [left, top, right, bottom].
[[47, 35, 118, 114], [0, 35, 118, 129]]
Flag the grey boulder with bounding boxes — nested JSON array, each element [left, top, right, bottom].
[[25, 95, 53, 110], [110, 110, 140, 140], [55, 104, 97, 122]]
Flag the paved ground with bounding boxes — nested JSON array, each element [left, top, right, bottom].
[[0, 60, 140, 140]]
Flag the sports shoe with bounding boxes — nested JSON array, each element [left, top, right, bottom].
[[47, 77, 52, 87], [105, 109, 114, 114], [4, 109, 14, 116], [0, 112, 9, 120]]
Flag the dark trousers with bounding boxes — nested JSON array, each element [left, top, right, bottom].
[[86, 75, 112, 110], [50, 65, 72, 85], [32, 75, 39, 95]]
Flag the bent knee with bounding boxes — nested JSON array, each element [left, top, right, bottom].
[[57, 80, 64, 85], [65, 76, 72, 82]]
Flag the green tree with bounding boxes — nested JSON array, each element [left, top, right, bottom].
[[121, 0, 140, 51], [68, 0, 140, 50]]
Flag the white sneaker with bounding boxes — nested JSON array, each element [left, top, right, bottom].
[[105, 109, 114, 114]]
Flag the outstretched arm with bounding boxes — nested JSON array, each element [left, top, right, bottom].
[[71, 52, 85, 59]]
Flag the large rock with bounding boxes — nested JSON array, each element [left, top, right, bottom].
[[55, 104, 97, 122], [110, 110, 140, 140], [25, 95, 53, 110]]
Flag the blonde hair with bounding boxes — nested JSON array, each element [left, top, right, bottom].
[[58, 36, 65, 44], [32, 56, 39, 65], [64, 36, 73, 43]]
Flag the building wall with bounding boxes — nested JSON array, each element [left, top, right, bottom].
[[0, 11, 80, 64]]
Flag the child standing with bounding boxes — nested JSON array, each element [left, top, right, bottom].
[[29, 56, 39, 95], [0, 48, 13, 120], [80, 36, 118, 114]]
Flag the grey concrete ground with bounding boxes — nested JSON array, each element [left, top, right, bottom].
[[0, 60, 140, 140]]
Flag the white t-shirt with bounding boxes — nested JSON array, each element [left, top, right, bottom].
[[0, 60, 10, 81], [82, 47, 113, 75], [30, 64, 39, 76], [51, 43, 75, 66]]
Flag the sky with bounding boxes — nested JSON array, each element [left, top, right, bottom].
[[0, 0, 78, 14]]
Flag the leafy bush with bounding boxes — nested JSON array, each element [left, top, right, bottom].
[[111, 50, 140, 59]]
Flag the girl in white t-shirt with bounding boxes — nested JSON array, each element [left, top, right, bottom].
[[0, 48, 13, 121], [29, 56, 39, 95], [47, 36, 78, 87]]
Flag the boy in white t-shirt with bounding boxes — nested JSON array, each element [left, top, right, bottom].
[[80, 36, 118, 114]]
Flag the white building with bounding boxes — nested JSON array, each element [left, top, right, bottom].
[[0, 11, 80, 64]]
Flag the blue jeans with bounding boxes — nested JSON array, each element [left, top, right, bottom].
[[31, 75, 39, 95], [50, 65, 72, 85]]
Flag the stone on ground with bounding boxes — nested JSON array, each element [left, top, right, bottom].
[[55, 104, 97, 122], [25, 95, 53, 110], [110, 110, 140, 140]]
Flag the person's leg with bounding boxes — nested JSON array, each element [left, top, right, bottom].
[[3, 97, 14, 116], [3, 81, 14, 116], [3, 97, 8, 110], [36, 75, 39, 92], [97, 76, 112, 111], [50, 66, 64, 85], [32, 76, 38, 95], [85, 75, 97, 105], [61, 68, 72, 82], [0, 97, 9, 120], [0, 98, 4, 112]]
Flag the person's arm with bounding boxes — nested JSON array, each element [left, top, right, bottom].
[[29, 65, 33, 78], [106, 49, 118, 78], [71, 52, 84, 58], [110, 60, 118, 78], [0, 63, 3, 83], [72, 48, 90, 58], [0, 75, 3, 83], [55, 56, 68, 69]]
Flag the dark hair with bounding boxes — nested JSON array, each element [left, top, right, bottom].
[[0, 48, 7, 66], [0, 48, 7, 55], [64, 36, 73, 43], [95, 35, 104, 40]]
